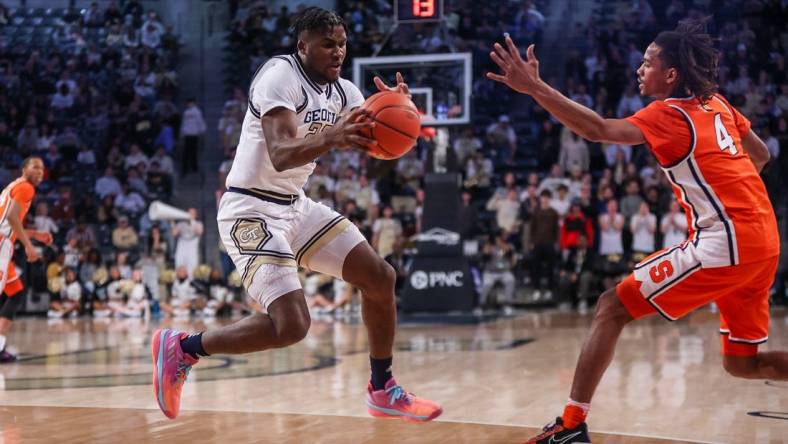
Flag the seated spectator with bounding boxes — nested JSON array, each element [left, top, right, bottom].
[[486, 115, 517, 162], [147, 161, 172, 201], [115, 183, 147, 216], [125, 144, 149, 170], [203, 270, 233, 317], [557, 234, 596, 312], [126, 167, 148, 197], [76, 145, 97, 167], [112, 216, 140, 252], [334, 167, 360, 205], [661, 200, 687, 248], [33, 202, 59, 237], [116, 270, 150, 318], [151, 146, 175, 177], [453, 126, 482, 166], [161, 266, 203, 318], [66, 219, 97, 250], [98, 195, 120, 227], [51, 84, 74, 110], [63, 238, 82, 269], [395, 150, 424, 193], [49, 268, 82, 318], [95, 167, 123, 199], [355, 175, 380, 224], [464, 151, 494, 190], [116, 252, 133, 279], [141, 23, 163, 49], [479, 231, 516, 309], [79, 249, 102, 297], [52, 188, 76, 225]]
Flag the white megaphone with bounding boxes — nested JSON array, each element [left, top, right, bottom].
[[148, 201, 192, 221]]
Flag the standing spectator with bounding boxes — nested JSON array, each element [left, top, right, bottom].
[[486, 188, 521, 234], [180, 99, 207, 174], [619, 179, 644, 222], [530, 190, 560, 299], [549, 184, 572, 218], [557, 234, 595, 312], [661, 200, 688, 248], [558, 127, 589, 174], [371, 206, 402, 259], [559, 201, 594, 252], [173, 209, 204, 277], [630, 202, 657, 259], [479, 231, 516, 309], [597, 199, 626, 288]]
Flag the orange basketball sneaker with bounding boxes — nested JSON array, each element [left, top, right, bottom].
[[152, 328, 199, 419], [366, 378, 443, 422]]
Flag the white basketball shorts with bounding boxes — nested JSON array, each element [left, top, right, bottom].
[[217, 189, 365, 308]]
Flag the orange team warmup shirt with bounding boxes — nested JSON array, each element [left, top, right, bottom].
[[626, 94, 779, 267], [0, 177, 36, 242], [0, 178, 35, 296]]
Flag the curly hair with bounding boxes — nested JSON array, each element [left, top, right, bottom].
[[290, 6, 346, 40], [654, 17, 720, 101]]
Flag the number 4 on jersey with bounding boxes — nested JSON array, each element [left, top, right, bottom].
[[714, 114, 738, 155]]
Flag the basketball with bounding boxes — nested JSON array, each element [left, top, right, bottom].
[[359, 91, 421, 160]]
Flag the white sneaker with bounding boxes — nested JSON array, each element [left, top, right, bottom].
[[578, 300, 589, 314], [532, 290, 542, 302]]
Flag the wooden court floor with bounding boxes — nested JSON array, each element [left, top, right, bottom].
[[0, 309, 786, 443]]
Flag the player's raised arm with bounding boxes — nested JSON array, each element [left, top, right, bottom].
[[262, 107, 376, 172], [487, 35, 645, 146]]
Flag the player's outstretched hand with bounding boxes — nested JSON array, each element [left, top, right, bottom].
[[373, 72, 411, 98], [25, 244, 40, 262], [324, 107, 377, 151], [486, 34, 542, 95]]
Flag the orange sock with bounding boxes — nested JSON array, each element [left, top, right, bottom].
[[562, 400, 589, 429]]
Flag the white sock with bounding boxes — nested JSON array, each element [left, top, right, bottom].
[[0, 334, 6, 352]]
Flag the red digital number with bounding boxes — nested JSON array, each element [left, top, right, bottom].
[[649, 260, 674, 284], [413, 0, 435, 17]]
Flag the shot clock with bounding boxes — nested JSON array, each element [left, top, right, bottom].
[[395, 0, 444, 22]]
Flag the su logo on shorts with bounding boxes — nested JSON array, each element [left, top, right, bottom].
[[230, 218, 273, 254]]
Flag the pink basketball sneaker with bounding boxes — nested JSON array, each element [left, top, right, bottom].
[[366, 378, 443, 422], [152, 328, 199, 419]]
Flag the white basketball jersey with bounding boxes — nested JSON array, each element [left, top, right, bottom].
[[226, 54, 364, 195]]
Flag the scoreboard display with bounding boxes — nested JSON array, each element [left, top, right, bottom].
[[395, 0, 443, 22]]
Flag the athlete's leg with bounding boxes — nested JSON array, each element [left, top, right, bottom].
[[568, 288, 635, 402], [723, 353, 788, 380], [201, 288, 310, 354], [341, 241, 397, 360]]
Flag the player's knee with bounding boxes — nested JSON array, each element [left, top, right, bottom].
[[357, 259, 396, 293], [277, 314, 311, 346], [595, 290, 632, 326], [723, 355, 760, 379]]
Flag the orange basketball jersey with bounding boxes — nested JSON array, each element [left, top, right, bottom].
[[626, 94, 779, 267], [0, 177, 35, 243]]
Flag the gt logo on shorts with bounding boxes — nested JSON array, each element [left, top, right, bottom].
[[230, 219, 273, 254]]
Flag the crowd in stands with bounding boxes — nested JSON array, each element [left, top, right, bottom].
[[221, 0, 787, 315], [2, 0, 786, 320], [0, 2, 253, 319]]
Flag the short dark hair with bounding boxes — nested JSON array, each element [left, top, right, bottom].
[[654, 17, 720, 101], [21, 156, 42, 169], [540, 190, 552, 198], [291, 6, 346, 40]]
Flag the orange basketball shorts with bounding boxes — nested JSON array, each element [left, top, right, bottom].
[[617, 243, 778, 357]]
